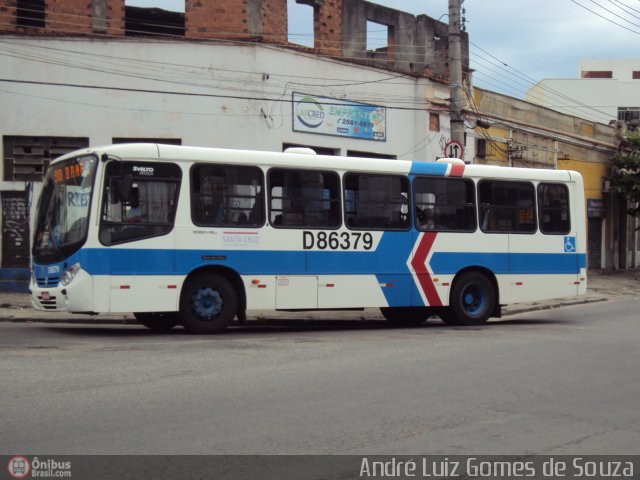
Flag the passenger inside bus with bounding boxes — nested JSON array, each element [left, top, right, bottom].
[[124, 188, 141, 222]]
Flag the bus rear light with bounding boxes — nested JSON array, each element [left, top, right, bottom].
[[516, 282, 523, 286], [167, 285, 177, 289], [251, 279, 261, 285], [257, 285, 267, 289], [442, 282, 450, 287], [120, 285, 130, 289]]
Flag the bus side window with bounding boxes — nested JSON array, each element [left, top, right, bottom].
[[268, 168, 340, 228], [538, 183, 570, 234], [478, 180, 536, 234], [99, 161, 182, 246], [413, 177, 476, 232], [190, 164, 264, 227], [344, 173, 410, 230]]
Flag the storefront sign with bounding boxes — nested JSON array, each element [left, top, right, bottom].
[[292, 92, 386, 142], [587, 198, 605, 218]]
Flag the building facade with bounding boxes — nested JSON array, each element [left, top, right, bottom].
[[0, 0, 470, 288], [525, 59, 640, 270], [526, 59, 640, 125], [1, 0, 633, 292], [471, 87, 638, 270]]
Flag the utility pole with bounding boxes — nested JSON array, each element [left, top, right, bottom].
[[448, 0, 465, 151]]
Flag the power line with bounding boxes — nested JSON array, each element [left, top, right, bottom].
[[0, 77, 437, 112], [585, 0, 640, 28], [0, 40, 432, 109], [0, 4, 624, 126], [469, 41, 616, 123], [605, 0, 640, 21], [569, 0, 640, 34]]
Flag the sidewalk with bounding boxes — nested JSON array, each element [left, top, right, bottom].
[[0, 270, 638, 325]]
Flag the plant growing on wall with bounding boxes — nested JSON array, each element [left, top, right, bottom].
[[610, 132, 640, 223]]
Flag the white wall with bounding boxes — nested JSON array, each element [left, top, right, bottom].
[[526, 59, 640, 124], [0, 37, 452, 162], [1, 36, 463, 267], [578, 59, 639, 80]]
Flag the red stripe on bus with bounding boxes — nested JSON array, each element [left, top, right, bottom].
[[448, 163, 465, 177], [410, 232, 442, 306]]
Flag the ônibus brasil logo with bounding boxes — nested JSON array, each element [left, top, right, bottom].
[[296, 96, 325, 129], [7, 457, 72, 478], [7, 456, 30, 479]]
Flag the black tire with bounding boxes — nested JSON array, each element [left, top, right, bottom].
[[438, 309, 461, 325], [448, 271, 496, 325], [134, 312, 179, 332], [179, 273, 237, 334], [380, 307, 431, 327]]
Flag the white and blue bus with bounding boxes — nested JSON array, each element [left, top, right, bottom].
[[30, 144, 587, 333]]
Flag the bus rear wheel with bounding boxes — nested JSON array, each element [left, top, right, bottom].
[[134, 312, 179, 332], [179, 273, 237, 334], [380, 307, 431, 327], [448, 271, 495, 325]]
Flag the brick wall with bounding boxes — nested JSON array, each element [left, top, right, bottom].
[[0, 0, 459, 75], [261, 0, 286, 44], [0, 0, 123, 35], [45, 0, 92, 34], [0, 0, 337, 53], [0, 1, 17, 31], [105, 1, 123, 36], [186, 0, 252, 39], [313, 0, 342, 56]]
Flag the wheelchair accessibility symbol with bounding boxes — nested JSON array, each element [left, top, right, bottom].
[[564, 236, 576, 253]]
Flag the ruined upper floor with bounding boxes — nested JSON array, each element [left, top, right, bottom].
[[0, 0, 469, 81]]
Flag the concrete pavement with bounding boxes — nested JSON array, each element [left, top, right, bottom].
[[0, 269, 638, 325]]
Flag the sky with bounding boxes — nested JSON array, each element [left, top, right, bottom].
[[128, 0, 640, 99]]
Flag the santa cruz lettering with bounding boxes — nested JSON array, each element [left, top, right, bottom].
[[303, 231, 373, 251]]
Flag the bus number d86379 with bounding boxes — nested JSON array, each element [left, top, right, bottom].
[[302, 231, 373, 251]]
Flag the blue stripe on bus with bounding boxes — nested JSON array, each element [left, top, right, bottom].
[[429, 252, 586, 275], [33, 246, 584, 309], [409, 162, 449, 176], [72, 248, 585, 277]]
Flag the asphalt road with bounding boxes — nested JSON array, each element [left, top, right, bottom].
[[1, 298, 639, 455]]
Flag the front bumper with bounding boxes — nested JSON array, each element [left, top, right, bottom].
[[30, 268, 94, 313]]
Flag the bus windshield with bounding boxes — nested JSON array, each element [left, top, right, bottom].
[[32, 155, 98, 263]]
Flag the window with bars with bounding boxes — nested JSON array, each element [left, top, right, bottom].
[[3, 136, 89, 182]]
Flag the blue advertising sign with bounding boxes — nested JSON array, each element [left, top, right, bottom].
[[292, 92, 386, 142], [587, 198, 605, 218]]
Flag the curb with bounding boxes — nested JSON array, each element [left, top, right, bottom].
[[0, 296, 611, 326]]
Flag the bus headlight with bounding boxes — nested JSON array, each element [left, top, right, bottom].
[[60, 263, 81, 287]]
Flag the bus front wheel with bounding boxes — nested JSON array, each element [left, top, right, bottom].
[[447, 272, 495, 326], [179, 273, 238, 334]]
